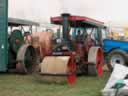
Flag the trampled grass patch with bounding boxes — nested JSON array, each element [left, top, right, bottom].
[[0, 72, 110, 96]]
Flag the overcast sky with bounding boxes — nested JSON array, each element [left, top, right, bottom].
[[9, 0, 128, 24]]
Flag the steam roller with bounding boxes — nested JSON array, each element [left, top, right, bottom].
[[8, 29, 37, 73], [37, 13, 104, 85]]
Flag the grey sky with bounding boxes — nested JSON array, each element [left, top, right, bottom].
[[9, 0, 128, 24]]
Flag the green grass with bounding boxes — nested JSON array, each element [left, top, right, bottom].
[[0, 72, 110, 96]]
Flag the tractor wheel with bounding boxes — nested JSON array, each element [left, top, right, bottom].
[[106, 50, 128, 71], [88, 47, 103, 76], [16, 44, 37, 74]]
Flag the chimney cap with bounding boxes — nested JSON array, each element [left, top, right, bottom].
[[61, 13, 70, 17]]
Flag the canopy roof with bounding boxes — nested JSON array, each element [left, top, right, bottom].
[[8, 18, 39, 26], [51, 14, 105, 28]]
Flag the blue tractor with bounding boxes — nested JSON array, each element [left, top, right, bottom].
[[103, 38, 128, 71]]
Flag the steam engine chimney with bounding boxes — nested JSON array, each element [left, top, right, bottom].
[[61, 13, 70, 41]]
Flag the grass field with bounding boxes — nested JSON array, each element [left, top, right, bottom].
[[0, 72, 110, 96]]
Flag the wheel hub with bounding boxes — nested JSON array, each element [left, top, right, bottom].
[[110, 54, 124, 67]]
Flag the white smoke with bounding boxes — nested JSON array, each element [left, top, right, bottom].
[[9, 0, 128, 24], [9, 0, 62, 23], [60, 0, 109, 21]]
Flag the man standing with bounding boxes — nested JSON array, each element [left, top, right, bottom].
[[75, 30, 83, 43]]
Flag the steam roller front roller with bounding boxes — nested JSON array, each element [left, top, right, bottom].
[[88, 47, 103, 77], [40, 56, 76, 86], [16, 44, 37, 74]]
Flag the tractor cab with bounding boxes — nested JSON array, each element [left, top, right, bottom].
[[8, 18, 39, 73]]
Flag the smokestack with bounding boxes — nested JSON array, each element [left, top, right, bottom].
[[61, 13, 70, 41]]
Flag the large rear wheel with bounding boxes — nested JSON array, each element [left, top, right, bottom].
[[88, 47, 103, 76], [16, 44, 37, 74]]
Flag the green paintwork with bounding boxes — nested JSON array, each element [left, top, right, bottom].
[[10, 30, 24, 53], [0, 0, 8, 71]]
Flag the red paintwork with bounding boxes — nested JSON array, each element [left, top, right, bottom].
[[96, 48, 103, 77], [67, 53, 76, 86], [15, 39, 20, 44], [51, 15, 104, 25]]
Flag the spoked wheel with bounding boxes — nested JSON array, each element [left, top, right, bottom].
[[107, 50, 127, 71], [17, 44, 37, 74], [88, 47, 103, 77]]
